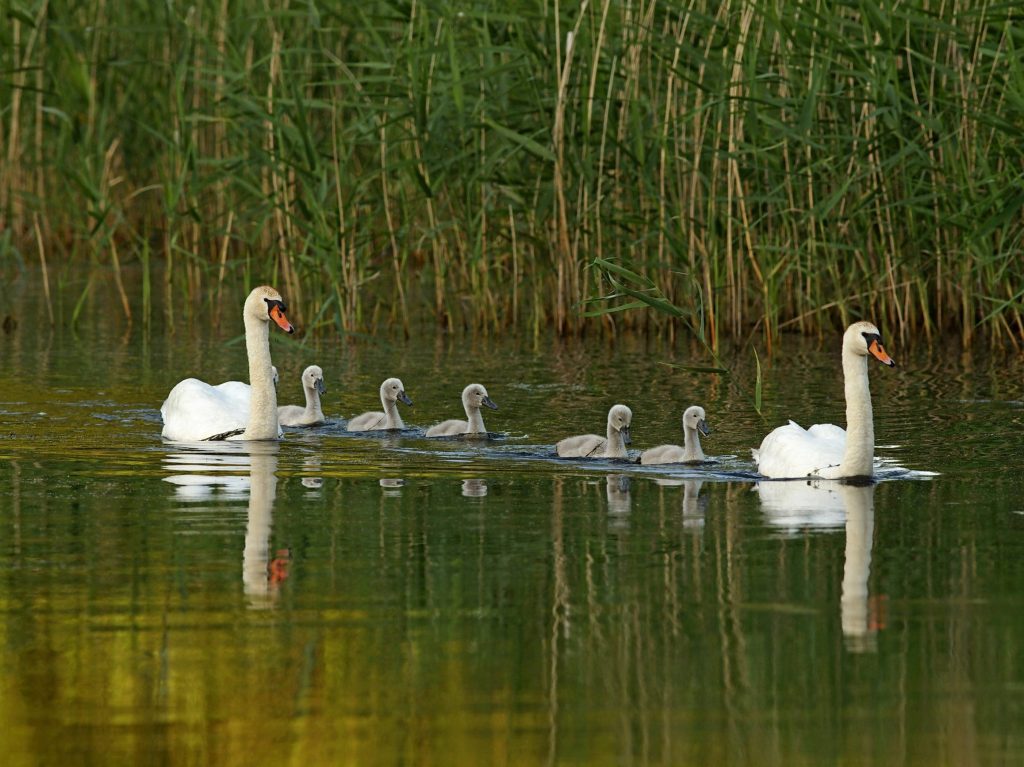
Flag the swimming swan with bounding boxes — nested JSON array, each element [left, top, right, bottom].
[[160, 286, 295, 441], [425, 383, 497, 437], [278, 365, 326, 427], [640, 405, 711, 464], [347, 377, 413, 431], [752, 321, 896, 479], [556, 404, 632, 459]]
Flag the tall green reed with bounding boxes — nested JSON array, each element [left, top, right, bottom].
[[0, 0, 1021, 346]]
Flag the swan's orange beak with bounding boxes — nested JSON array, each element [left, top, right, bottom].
[[868, 339, 895, 367], [269, 303, 295, 334]]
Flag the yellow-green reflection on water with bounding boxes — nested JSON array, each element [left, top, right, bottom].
[[2, 281, 1024, 765]]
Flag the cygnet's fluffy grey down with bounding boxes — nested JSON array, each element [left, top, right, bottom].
[[347, 377, 413, 431], [640, 405, 711, 465], [425, 383, 497, 437], [277, 365, 326, 427], [556, 404, 633, 459]]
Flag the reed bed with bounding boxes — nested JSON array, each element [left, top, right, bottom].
[[1, 0, 1022, 347]]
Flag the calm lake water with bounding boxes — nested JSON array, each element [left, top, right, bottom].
[[2, 278, 1024, 765]]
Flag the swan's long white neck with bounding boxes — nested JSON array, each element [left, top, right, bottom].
[[304, 382, 324, 422], [382, 392, 404, 429], [464, 401, 486, 434], [838, 348, 873, 476], [682, 425, 705, 462], [241, 312, 280, 440], [605, 422, 627, 458]]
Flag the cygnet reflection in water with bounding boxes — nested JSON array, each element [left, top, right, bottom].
[[301, 455, 323, 490], [462, 479, 488, 497], [653, 478, 707, 530], [606, 474, 632, 517], [379, 478, 405, 496]]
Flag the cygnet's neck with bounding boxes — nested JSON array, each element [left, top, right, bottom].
[[464, 400, 486, 434], [682, 424, 705, 462], [382, 393, 404, 429], [838, 348, 873, 477], [241, 314, 280, 440], [604, 421, 628, 458], [304, 382, 324, 422]]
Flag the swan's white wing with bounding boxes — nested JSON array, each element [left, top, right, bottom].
[[807, 423, 846, 443], [640, 444, 685, 465], [161, 378, 250, 441], [556, 434, 605, 458], [753, 420, 845, 478], [425, 418, 471, 437], [279, 404, 317, 427], [348, 410, 388, 431], [213, 381, 253, 411]]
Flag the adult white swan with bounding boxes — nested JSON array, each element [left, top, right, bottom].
[[425, 383, 497, 437], [160, 285, 295, 441], [556, 404, 632, 459], [640, 405, 710, 464], [752, 321, 895, 479], [278, 365, 326, 427], [347, 377, 413, 431]]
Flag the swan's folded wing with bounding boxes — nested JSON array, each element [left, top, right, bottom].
[[213, 381, 253, 411], [426, 418, 470, 437], [753, 420, 845, 478], [640, 444, 685, 465], [556, 434, 605, 458], [347, 411, 387, 431], [161, 378, 249, 441], [807, 423, 846, 443]]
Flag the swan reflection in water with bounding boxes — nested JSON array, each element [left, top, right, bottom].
[[301, 454, 323, 490], [163, 441, 288, 609], [462, 479, 488, 497], [379, 478, 405, 497], [756, 480, 881, 652], [606, 474, 632, 522], [652, 478, 707, 530]]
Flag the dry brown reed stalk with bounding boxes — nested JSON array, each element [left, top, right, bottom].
[[33, 214, 54, 325], [1, 0, 1022, 346]]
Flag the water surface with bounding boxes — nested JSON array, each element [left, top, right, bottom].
[[2, 280, 1024, 765]]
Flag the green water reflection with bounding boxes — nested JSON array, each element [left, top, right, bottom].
[[2, 281, 1024, 765]]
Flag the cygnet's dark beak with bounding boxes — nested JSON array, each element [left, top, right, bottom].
[[621, 425, 631, 445], [399, 391, 413, 406], [482, 396, 498, 410], [315, 378, 327, 395], [697, 419, 711, 437]]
